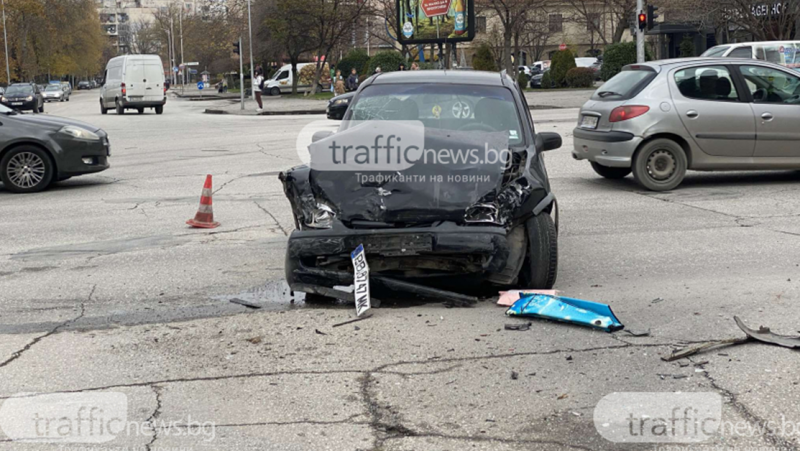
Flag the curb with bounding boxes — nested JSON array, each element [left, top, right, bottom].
[[203, 109, 326, 116]]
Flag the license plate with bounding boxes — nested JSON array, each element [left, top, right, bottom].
[[580, 115, 599, 129], [350, 244, 371, 317], [11, 102, 22, 106]]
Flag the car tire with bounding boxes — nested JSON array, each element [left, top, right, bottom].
[[590, 161, 632, 179], [270, 87, 280, 96], [137, 108, 144, 114], [155, 105, 163, 115], [0, 146, 54, 193], [100, 102, 108, 115], [519, 213, 558, 289], [632, 138, 687, 191], [116, 100, 124, 115], [38, 103, 44, 113]]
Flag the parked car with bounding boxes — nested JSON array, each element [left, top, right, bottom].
[[326, 91, 354, 120], [573, 58, 800, 191], [60, 82, 72, 95], [575, 57, 601, 80], [43, 84, 68, 102], [0, 103, 110, 192], [280, 70, 562, 303], [701, 41, 800, 70], [518, 65, 532, 79], [77, 81, 92, 90], [263, 63, 327, 96], [530, 68, 549, 88], [0, 83, 45, 113], [100, 54, 166, 115]]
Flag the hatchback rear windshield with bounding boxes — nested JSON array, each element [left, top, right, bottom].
[[591, 68, 656, 101]]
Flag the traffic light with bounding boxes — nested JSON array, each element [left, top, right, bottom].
[[637, 11, 647, 31], [647, 5, 659, 30], [232, 41, 240, 55]]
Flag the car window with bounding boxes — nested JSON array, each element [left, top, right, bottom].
[[6, 85, 33, 95], [701, 46, 730, 57], [728, 47, 752, 58], [45, 85, 61, 91], [738, 65, 800, 104], [276, 71, 289, 80], [674, 66, 739, 101], [591, 68, 655, 100], [348, 84, 525, 145]]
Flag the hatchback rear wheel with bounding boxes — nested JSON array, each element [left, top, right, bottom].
[[590, 161, 631, 179], [0, 146, 53, 193], [632, 139, 687, 191]]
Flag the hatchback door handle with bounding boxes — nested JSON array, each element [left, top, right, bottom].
[[761, 112, 774, 121], [686, 110, 698, 118]]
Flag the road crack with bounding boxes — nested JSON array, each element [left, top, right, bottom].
[[144, 385, 163, 451], [253, 201, 289, 236]]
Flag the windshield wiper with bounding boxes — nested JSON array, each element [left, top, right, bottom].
[[597, 91, 623, 98]]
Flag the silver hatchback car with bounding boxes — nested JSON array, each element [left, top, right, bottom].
[[573, 58, 800, 190]]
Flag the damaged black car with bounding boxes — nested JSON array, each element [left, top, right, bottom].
[[279, 70, 561, 304]]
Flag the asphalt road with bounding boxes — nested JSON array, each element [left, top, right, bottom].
[[0, 90, 799, 450]]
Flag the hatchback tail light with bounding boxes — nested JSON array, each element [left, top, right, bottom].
[[121, 82, 126, 95], [609, 105, 649, 122]]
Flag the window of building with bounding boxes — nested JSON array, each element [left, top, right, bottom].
[[476, 16, 486, 33], [549, 14, 563, 33]]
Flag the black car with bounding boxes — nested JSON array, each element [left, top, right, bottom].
[[280, 70, 561, 303], [327, 91, 354, 120], [0, 103, 110, 193], [530, 69, 548, 89], [1, 83, 45, 113], [77, 81, 92, 90]]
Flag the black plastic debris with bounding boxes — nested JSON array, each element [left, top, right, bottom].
[[504, 322, 532, 331], [229, 298, 261, 309]]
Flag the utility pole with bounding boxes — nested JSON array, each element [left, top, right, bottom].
[[180, 7, 185, 90], [1, 0, 9, 84], [238, 36, 244, 110], [247, 0, 255, 100], [170, 15, 177, 85], [636, 0, 644, 63]]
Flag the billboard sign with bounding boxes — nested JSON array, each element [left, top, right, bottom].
[[396, 0, 474, 44]]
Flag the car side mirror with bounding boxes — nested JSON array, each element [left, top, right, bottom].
[[312, 130, 334, 143], [536, 132, 562, 151]]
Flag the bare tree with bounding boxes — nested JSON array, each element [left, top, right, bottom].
[[264, 0, 316, 94]]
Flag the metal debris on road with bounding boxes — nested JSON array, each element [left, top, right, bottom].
[[506, 294, 624, 332], [663, 316, 800, 361], [504, 322, 532, 331], [651, 297, 665, 304], [315, 329, 327, 335], [229, 298, 262, 309]]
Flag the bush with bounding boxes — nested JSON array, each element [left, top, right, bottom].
[[540, 71, 555, 89], [517, 71, 529, 88], [599, 42, 653, 81], [565, 67, 595, 88], [337, 49, 370, 77], [549, 50, 576, 87], [472, 43, 498, 71], [680, 35, 695, 57], [367, 51, 406, 73]]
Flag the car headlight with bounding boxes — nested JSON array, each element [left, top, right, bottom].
[[26, 96, 33, 101], [305, 203, 335, 229], [0, 96, 5, 102], [333, 98, 349, 105], [59, 126, 101, 141]]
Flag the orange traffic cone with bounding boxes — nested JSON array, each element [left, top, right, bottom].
[[187, 175, 220, 228]]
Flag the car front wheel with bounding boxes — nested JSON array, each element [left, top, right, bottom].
[[0, 146, 54, 193], [632, 139, 687, 191], [591, 161, 631, 179], [270, 87, 280, 96], [519, 213, 558, 289]]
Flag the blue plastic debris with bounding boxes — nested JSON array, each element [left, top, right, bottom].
[[506, 294, 624, 332]]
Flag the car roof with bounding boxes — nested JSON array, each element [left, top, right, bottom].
[[633, 57, 791, 71], [369, 70, 509, 86]]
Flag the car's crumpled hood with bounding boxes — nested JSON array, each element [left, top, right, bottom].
[[12, 114, 102, 133], [307, 128, 510, 225]]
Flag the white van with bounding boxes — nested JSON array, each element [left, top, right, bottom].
[[263, 63, 327, 96], [701, 41, 800, 70], [100, 55, 166, 115]]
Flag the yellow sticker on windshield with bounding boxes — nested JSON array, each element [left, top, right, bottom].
[[432, 105, 442, 118]]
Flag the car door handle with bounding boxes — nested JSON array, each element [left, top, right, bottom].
[[761, 112, 774, 121], [686, 110, 698, 118]]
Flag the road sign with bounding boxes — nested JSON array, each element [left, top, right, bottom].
[[420, 0, 451, 17], [190, 69, 198, 75], [173, 66, 179, 73], [559, 43, 567, 51], [186, 62, 199, 66], [197, 81, 204, 90]]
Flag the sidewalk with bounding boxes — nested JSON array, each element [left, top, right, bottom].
[[199, 89, 594, 116]]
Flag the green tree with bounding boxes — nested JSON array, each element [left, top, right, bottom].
[[367, 51, 405, 73], [550, 50, 576, 87], [337, 49, 370, 77], [679, 35, 695, 57], [599, 42, 653, 81], [472, 43, 497, 72]]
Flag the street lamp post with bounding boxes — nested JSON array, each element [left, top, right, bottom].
[[247, 0, 254, 101], [1, 0, 10, 84]]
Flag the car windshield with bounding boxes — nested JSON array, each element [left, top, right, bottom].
[[347, 84, 525, 145], [701, 46, 730, 57], [46, 85, 61, 91], [592, 68, 656, 100], [6, 85, 33, 95]]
